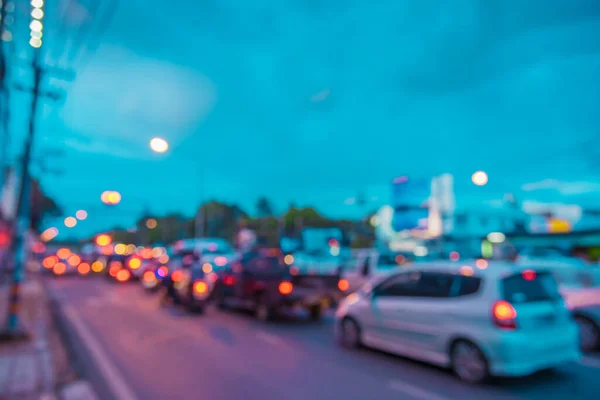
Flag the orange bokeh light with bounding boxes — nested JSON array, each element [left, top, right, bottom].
[[53, 263, 66, 275], [56, 248, 71, 260], [338, 279, 349, 291], [96, 234, 112, 246], [116, 269, 130, 282], [171, 270, 183, 283], [78, 263, 90, 275], [67, 254, 81, 267], [43, 256, 58, 269], [140, 248, 153, 259], [278, 281, 293, 295]]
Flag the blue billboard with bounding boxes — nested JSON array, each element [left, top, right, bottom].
[[392, 176, 430, 231]]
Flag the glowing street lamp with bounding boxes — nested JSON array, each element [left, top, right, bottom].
[[101, 191, 121, 205], [30, 0, 44, 49], [150, 137, 169, 153], [472, 171, 488, 186], [64, 217, 77, 228]]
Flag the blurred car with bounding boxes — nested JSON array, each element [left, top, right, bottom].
[[215, 247, 346, 321], [105, 255, 131, 282], [171, 261, 214, 313], [342, 250, 410, 293], [518, 259, 600, 352], [194, 238, 239, 271], [335, 261, 580, 383]]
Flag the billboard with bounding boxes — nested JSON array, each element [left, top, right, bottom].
[[391, 176, 430, 231]]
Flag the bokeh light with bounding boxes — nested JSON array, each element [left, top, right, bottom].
[[67, 254, 81, 267], [146, 219, 157, 229], [150, 137, 169, 153], [64, 216, 77, 228], [471, 171, 488, 186], [76, 210, 88, 220], [78, 263, 90, 275], [56, 248, 71, 260], [96, 234, 112, 246]]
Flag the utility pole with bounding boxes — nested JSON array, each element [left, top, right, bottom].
[[0, 0, 14, 198], [1, 1, 72, 340]]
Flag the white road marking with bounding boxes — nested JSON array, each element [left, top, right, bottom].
[[255, 332, 284, 346], [63, 305, 138, 400], [388, 380, 449, 400], [580, 356, 600, 369]]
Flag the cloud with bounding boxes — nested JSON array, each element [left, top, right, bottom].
[[522, 179, 600, 195], [60, 46, 216, 158]]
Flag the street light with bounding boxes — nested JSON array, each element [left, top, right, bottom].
[[64, 217, 77, 228], [101, 191, 121, 205], [150, 137, 168, 153], [472, 171, 488, 186]]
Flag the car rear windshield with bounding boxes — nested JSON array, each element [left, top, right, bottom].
[[502, 272, 561, 303]]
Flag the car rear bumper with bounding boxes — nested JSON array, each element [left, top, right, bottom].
[[486, 324, 581, 377]]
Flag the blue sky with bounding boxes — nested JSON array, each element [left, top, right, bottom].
[[4, 0, 600, 238]]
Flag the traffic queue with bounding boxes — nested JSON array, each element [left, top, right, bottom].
[[38, 239, 600, 384]]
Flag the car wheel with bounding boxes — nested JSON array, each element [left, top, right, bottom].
[[576, 316, 600, 352], [255, 295, 274, 322], [338, 317, 361, 348], [450, 340, 489, 384]]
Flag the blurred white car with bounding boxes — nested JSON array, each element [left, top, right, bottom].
[[517, 258, 600, 352], [335, 261, 580, 383]]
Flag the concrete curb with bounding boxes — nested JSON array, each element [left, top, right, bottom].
[[44, 280, 116, 400]]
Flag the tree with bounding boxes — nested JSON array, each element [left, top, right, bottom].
[[255, 196, 274, 218], [30, 178, 62, 232]]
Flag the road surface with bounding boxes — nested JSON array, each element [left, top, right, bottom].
[[48, 277, 600, 400]]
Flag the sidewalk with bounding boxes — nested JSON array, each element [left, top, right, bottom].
[[0, 276, 92, 400]]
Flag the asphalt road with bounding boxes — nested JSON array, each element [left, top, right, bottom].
[[49, 277, 600, 400]]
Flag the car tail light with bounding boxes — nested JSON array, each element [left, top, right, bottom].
[[278, 281, 293, 295], [78, 263, 90, 275], [143, 270, 155, 282], [172, 270, 183, 282], [492, 300, 517, 330], [223, 275, 236, 285], [109, 266, 119, 277], [193, 281, 208, 294], [116, 269, 130, 282], [522, 269, 536, 281], [338, 279, 349, 291]]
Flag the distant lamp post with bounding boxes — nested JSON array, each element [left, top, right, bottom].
[[471, 171, 488, 186], [150, 137, 169, 153], [146, 219, 157, 229]]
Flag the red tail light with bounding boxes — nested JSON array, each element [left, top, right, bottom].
[[492, 300, 517, 330], [522, 269, 536, 281], [278, 281, 293, 295], [338, 279, 349, 291], [223, 275, 236, 285]]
